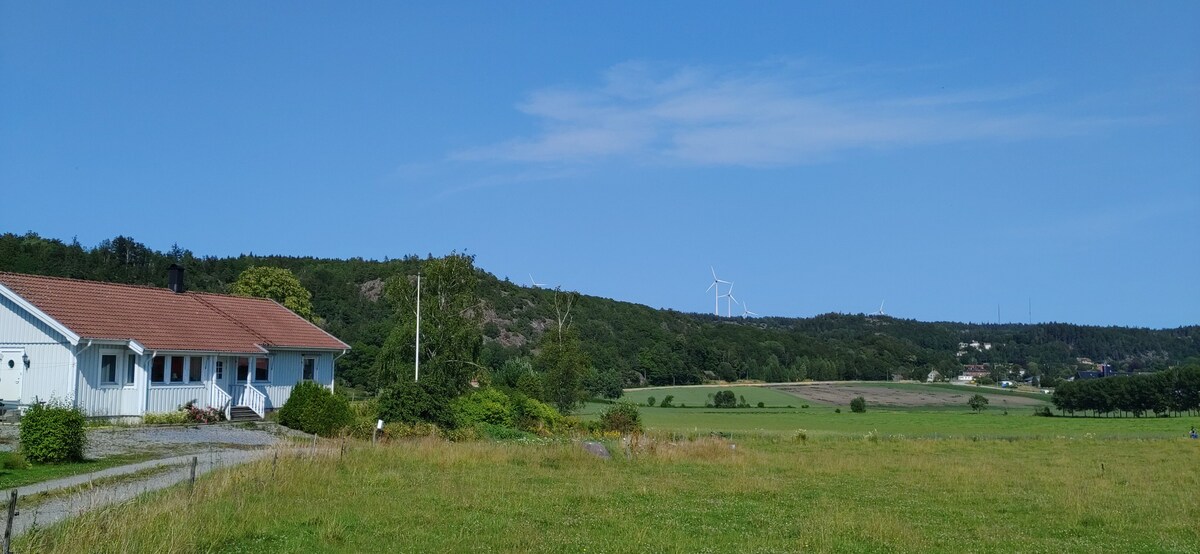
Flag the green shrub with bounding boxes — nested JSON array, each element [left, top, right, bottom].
[[0, 452, 28, 470], [835, 408, 842, 413], [278, 381, 353, 437], [757, 401, 765, 408], [451, 388, 514, 428], [20, 400, 87, 463], [659, 395, 675, 408], [968, 394, 989, 413], [646, 396, 656, 407], [516, 372, 545, 401], [142, 411, 188, 425], [713, 390, 737, 408], [850, 396, 867, 413], [598, 402, 642, 434], [377, 380, 436, 425], [349, 398, 380, 420], [511, 394, 561, 434]]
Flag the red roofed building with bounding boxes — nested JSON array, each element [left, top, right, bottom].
[[0, 267, 348, 420]]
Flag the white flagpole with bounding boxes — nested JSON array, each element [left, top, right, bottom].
[[414, 274, 421, 382]]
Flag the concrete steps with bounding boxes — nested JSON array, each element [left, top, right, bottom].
[[228, 406, 262, 422]]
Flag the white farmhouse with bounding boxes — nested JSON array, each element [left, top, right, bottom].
[[0, 267, 348, 420]]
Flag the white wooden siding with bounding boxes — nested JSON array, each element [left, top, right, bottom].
[[0, 294, 77, 405], [147, 385, 208, 413], [74, 347, 147, 417], [254, 351, 335, 410], [2, 292, 343, 416]]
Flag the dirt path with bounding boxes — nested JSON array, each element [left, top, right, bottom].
[[9, 448, 269, 537]]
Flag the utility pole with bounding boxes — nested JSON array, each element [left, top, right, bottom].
[[414, 273, 421, 382]]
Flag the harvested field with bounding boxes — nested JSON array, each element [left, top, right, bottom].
[[773, 383, 1049, 407]]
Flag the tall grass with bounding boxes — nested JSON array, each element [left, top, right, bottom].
[[17, 434, 1200, 553]]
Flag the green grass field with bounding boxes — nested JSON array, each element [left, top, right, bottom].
[[584, 404, 1198, 439], [18, 436, 1200, 553], [0, 452, 157, 490], [15, 382, 1200, 553]]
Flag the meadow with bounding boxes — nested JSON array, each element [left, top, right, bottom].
[[15, 383, 1200, 553]]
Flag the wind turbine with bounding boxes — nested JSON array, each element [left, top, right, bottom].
[[528, 274, 546, 288], [741, 301, 759, 318], [706, 267, 731, 316], [721, 283, 739, 317], [869, 300, 886, 317]]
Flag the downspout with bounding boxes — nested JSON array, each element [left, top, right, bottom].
[[72, 340, 95, 409], [144, 351, 157, 416], [332, 348, 349, 392]]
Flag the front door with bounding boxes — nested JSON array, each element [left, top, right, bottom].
[[0, 349, 25, 403]]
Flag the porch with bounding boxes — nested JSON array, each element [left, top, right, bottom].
[[208, 384, 267, 422]]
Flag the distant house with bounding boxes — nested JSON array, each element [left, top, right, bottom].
[[925, 370, 942, 382], [0, 268, 349, 420], [957, 364, 991, 382]]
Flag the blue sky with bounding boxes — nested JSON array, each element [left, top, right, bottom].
[[2, 1, 1197, 328]]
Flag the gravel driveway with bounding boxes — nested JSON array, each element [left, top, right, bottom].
[[0, 422, 303, 458]]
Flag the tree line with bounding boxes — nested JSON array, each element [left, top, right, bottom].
[[1050, 366, 1200, 417], [3, 231, 1198, 396]]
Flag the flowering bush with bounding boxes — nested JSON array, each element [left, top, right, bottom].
[[182, 401, 225, 424]]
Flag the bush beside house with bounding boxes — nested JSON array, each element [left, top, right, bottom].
[[20, 401, 87, 463], [278, 382, 353, 437]]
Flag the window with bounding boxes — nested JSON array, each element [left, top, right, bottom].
[[236, 357, 250, 382], [302, 357, 316, 382], [215, 360, 224, 381], [189, 356, 202, 382], [101, 354, 118, 385], [126, 354, 136, 386], [151, 356, 165, 383], [170, 356, 185, 383], [254, 357, 270, 382]]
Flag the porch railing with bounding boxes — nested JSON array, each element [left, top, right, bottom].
[[210, 386, 232, 421], [242, 384, 267, 419]]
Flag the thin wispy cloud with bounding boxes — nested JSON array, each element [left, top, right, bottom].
[[452, 61, 1125, 168]]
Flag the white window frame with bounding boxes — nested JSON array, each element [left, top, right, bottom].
[[99, 349, 121, 387], [168, 356, 186, 384], [214, 359, 224, 382], [236, 357, 250, 383], [301, 356, 317, 382], [151, 355, 166, 384], [253, 357, 271, 383], [124, 353, 137, 388], [187, 356, 203, 383], [150, 354, 207, 386]]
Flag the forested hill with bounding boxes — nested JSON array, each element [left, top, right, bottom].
[[3, 232, 1198, 392]]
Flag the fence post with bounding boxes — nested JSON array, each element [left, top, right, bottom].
[[4, 489, 17, 554], [189, 456, 198, 493]]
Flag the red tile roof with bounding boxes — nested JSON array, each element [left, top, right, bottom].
[[0, 272, 349, 353]]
